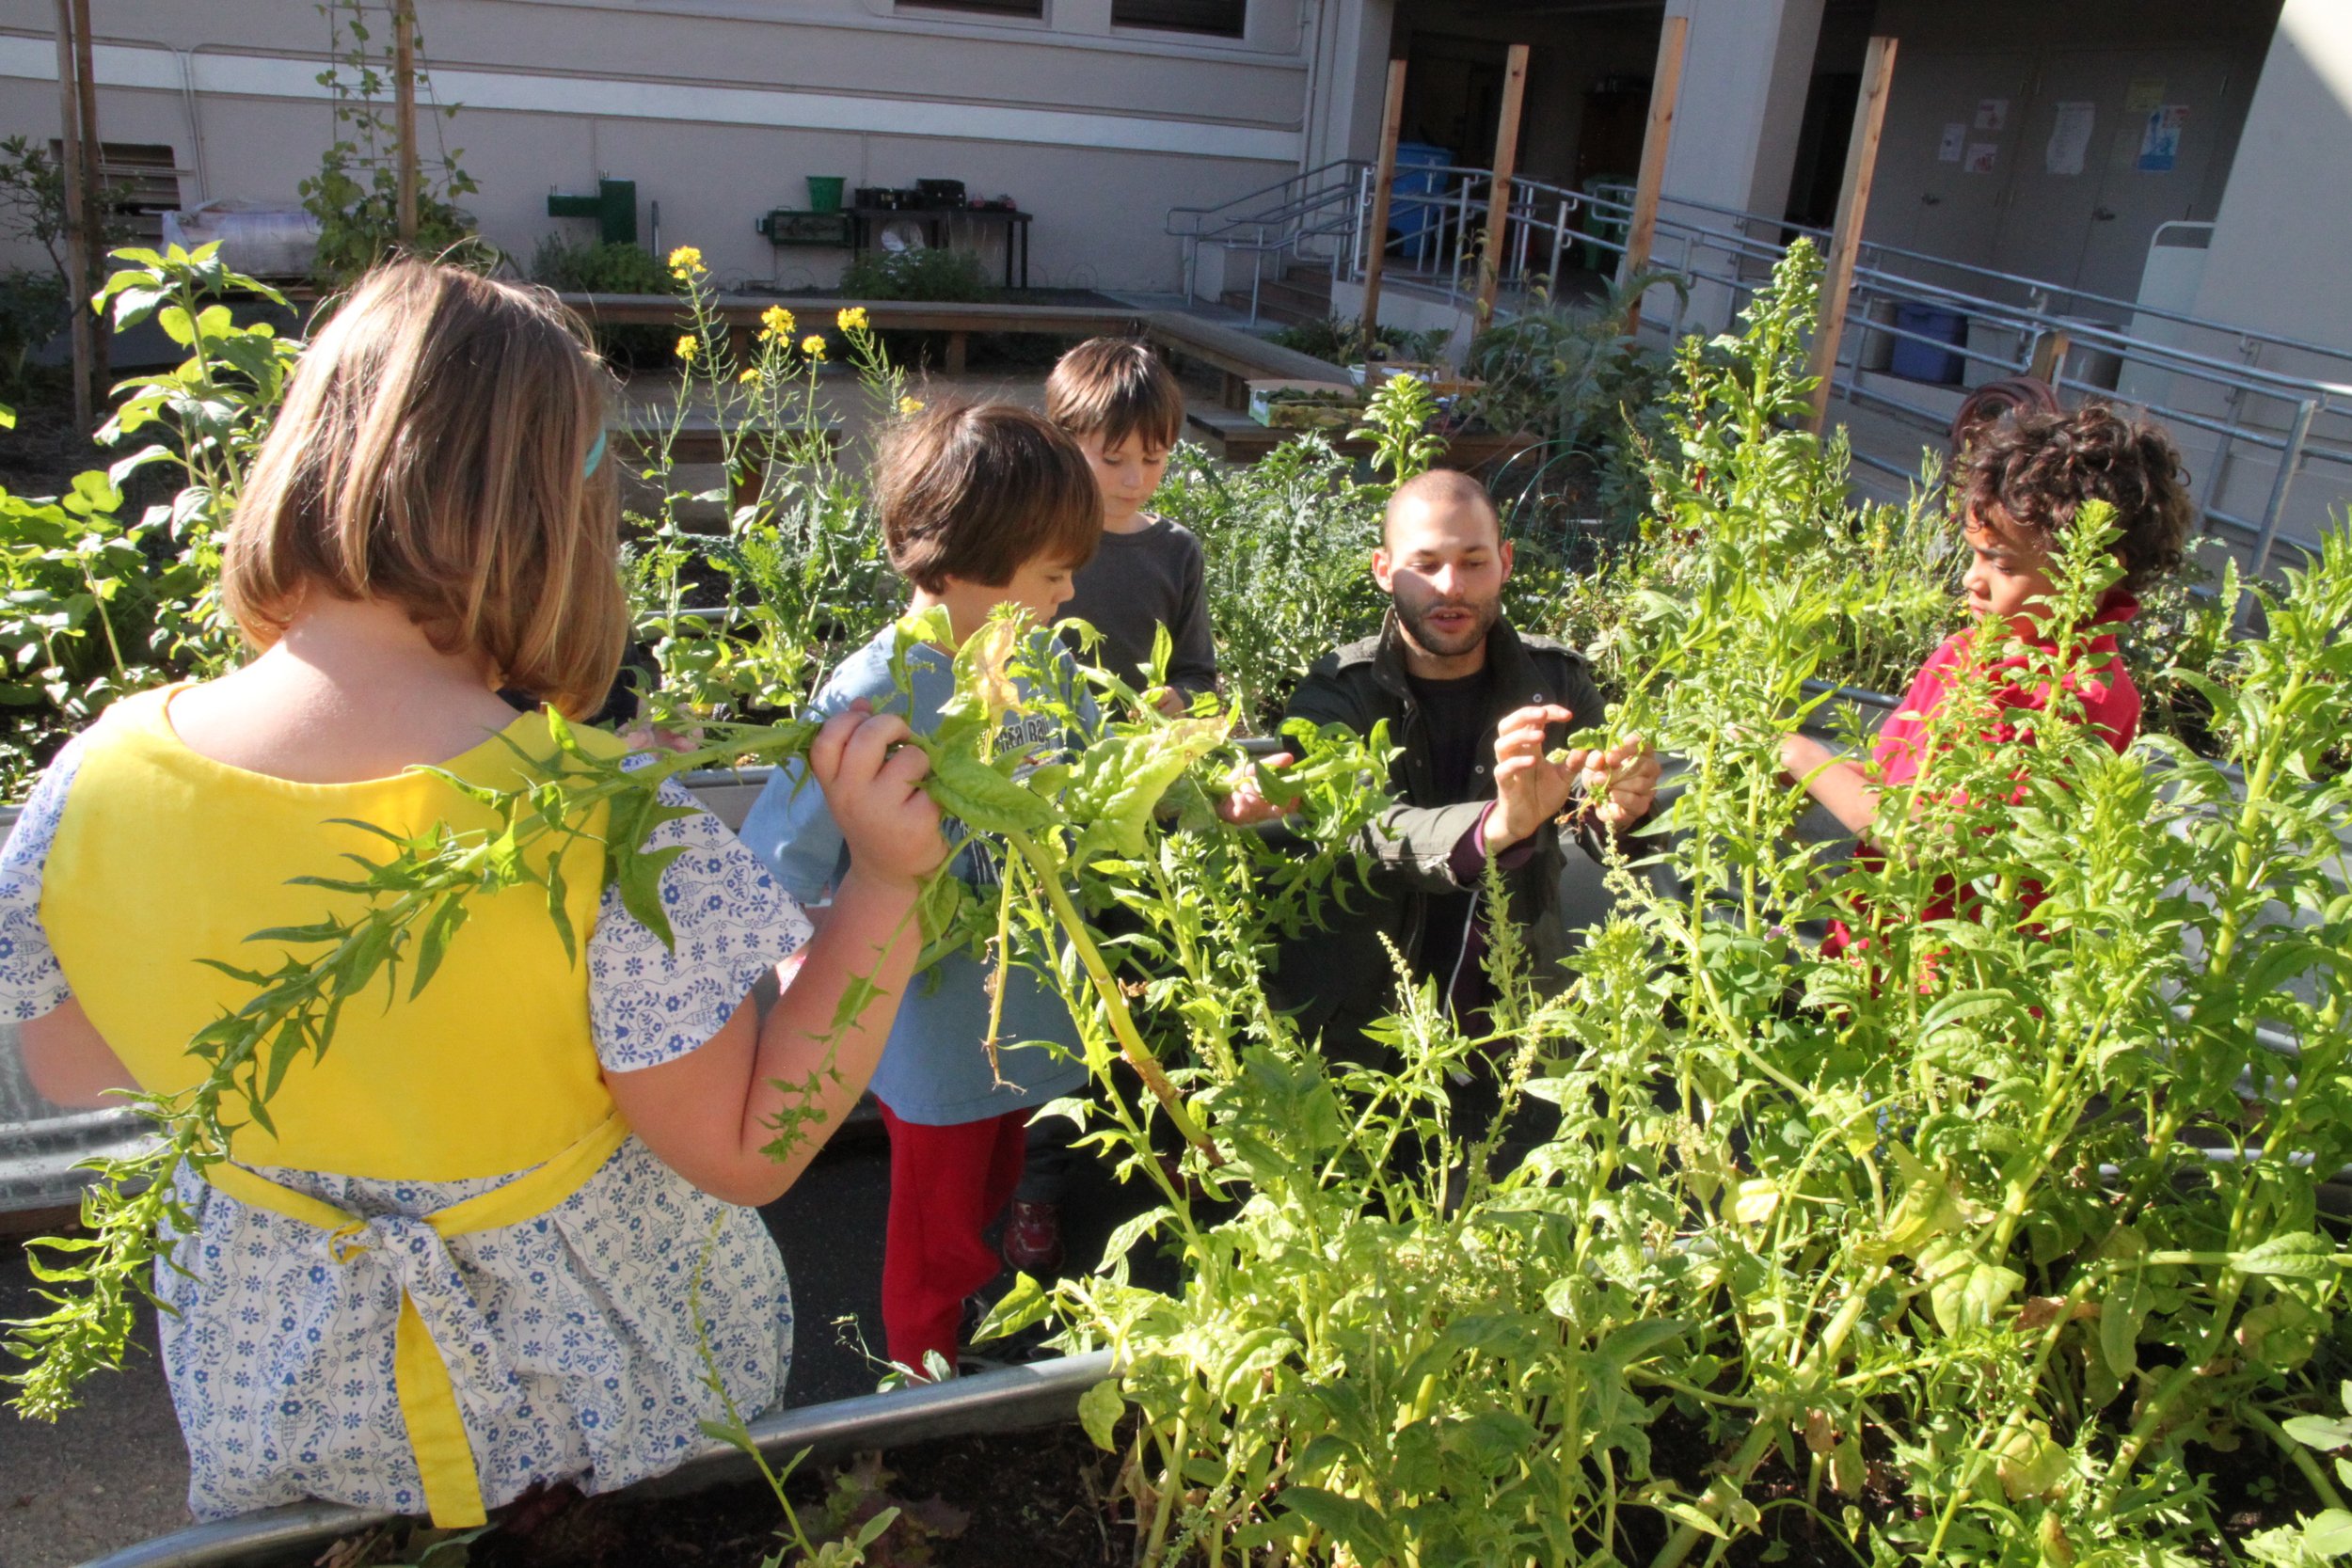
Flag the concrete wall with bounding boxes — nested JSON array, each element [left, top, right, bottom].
[[1857, 0, 2277, 306], [2189, 0, 2352, 376], [0, 0, 1337, 291]]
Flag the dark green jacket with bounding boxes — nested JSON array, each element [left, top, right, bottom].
[[1272, 613, 1615, 1045]]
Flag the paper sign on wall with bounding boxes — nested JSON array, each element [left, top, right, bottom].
[[1939, 123, 1966, 162], [2137, 104, 2185, 172], [2045, 102, 2094, 176], [2125, 76, 2167, 113], [1964, 142, 2000, 175], [1975, 98, 2010, 131]]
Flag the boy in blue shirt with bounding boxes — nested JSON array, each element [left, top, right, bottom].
[[739, 403, 1101, 1377]]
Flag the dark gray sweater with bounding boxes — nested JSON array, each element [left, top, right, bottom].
[[1060, 515, 1218, 699]]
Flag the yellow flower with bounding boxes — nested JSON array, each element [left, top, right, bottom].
[[836, 306, 870, 333], [758, 305, 796, 341], [802, 334, 827, 360], [675, 334, 698, 363], [666, 245, 705, 278], [898, 395, 924, 416], [739, 367, 760, 384]]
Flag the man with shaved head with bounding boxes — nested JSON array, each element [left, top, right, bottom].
[[1272, 468, 1660, 1051]]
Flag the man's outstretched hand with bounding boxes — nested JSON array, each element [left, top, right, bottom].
[[1491, 705, 1661, 848], [1488, 704, 1580, 849], [1578, 736, 1661, 830]]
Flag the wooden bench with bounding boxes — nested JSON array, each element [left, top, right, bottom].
[[1139, 309, 1353, 409], [562, 293, 1143, 374]]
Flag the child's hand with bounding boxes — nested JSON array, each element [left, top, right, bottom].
[[1780, 732, 1827, 785], [813, 701, 948, 889], [621, 722, 700, 755], [1147, 686, 1188, 719], [1216, 752, 1295, 824]]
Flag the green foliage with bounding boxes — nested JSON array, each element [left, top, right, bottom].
[[298, 1, 489, 281], [627, 276, 907, 724], [526, 234, 683, 370], [1267, 314, 1449, 370], [0, 269, 66, 402], [0, 243, 294, 796], [1150, 437, 1388, 728], [1347, 371, 1444, 487], [1025, 241, 2352, 1565], [837, 245, 993, 304], [1469, 271, 1682, 542]]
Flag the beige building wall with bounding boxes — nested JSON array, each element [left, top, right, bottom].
[[0, 0, 1381, 291]]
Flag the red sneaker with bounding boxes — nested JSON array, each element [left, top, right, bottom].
[[1001, 1198, 1064, 1275]]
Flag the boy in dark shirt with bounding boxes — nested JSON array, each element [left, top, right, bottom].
[[1048, 339, 1217, 714], [1003, 340, 1217, 1275]]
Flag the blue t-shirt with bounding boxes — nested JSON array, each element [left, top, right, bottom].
[[738, 625, 1093, 1125]]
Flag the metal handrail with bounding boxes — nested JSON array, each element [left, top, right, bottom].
[[1238, 152, 2349, 567], [1649, 187, 2352, 394], [1166, 157, 1364, 241], [1168, 158, 1375, 315]]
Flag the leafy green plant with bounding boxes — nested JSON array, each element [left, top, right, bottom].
[[299, 1, 488, 281], [1022, 240, 2352, 1566], [0, 243, 295, 795], [628, 258, 907, 723], [1347, 371, 1443, 487], [838, 246, 992, 304], [1267, 314, 1449, 371], [527, 234, 684, 371], [1150, 436, 1388, 728]]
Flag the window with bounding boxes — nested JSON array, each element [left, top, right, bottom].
[[896, 0, 1044, 18], [1112, 0, 1244, 36], [51, 141, 183, 242]]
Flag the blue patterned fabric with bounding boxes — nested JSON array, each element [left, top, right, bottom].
[[0, 754, 808, 1521], [0, 736, 79, 1020]]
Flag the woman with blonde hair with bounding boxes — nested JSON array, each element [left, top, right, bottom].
[[7, 261, 945, 1525]]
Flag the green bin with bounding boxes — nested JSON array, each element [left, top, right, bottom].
[[806, 177, 846, 213]]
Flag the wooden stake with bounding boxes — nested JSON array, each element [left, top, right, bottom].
[[1472, 42, 1531, 336], [52, 0, 95, 428], [2027, 328, 2071, 387], [1805, 35, 1899, 433], [393, 0, 419, 245], [1357, 59, 1408, 354], [1620, 14, 1687, 337]]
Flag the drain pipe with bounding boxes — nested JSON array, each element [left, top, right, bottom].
[[76, 1353, 1115, 1568]]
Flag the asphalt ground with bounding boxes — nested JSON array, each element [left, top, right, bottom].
[[0, 1122, 1162, 1568]]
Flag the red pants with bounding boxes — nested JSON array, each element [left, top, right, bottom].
[[876, 1102, 1029, 1375]]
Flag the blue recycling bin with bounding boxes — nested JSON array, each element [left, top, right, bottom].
[[1889, 302, 1967, 385], [1388, 142, 1454, 245]]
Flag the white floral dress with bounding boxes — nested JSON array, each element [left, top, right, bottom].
[[0, 746, 810, 1521]]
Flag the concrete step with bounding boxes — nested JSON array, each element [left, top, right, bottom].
[[1218, 276, 1335, 326]]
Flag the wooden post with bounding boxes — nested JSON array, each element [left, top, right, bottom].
[[1357, 59, 1408, 355], [1619, 14, 1687, 337], [2027, 328, 2071, 387], [1804, 35, 1899, 433], [392, 0, 419, 245], [1472, 42, 1531, 336], [52, 0, 96, 428]]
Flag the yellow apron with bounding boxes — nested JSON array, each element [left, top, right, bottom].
[[42, 687, 632, 1526]]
